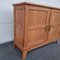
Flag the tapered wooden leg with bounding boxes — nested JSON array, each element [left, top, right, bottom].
[[54, 40, 57, 43], [14, 43, 17, 48], [22, 51, 28, 59], [56, 40, 60, 45]]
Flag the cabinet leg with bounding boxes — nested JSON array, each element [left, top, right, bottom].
[[56, 40, 60, 45], [55, 40, 57, 43], [14, 43, 17, 48], [22, 51, 28, 59]]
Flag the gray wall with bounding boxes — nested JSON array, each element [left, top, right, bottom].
[[0, 0, 25, 44], [26, 0, 60, 8]]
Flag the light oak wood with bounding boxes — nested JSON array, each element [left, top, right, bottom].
[[27, 5, 51, 49], [47, 9, 60, 41], [22, 50, 28, 59], [13, 2, 60, 59]]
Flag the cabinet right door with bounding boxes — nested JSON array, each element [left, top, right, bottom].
[[47, 9, 60, 42], [58, 27, 60, 39]]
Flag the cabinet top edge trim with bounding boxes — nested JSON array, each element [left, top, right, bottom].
[[13, 2, 60, 10]]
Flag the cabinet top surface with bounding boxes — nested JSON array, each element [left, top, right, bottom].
[[13, 2, 60, 10]]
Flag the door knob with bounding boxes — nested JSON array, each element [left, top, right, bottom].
[[47, 26, 51, 32], [45, 26, 51, 32]]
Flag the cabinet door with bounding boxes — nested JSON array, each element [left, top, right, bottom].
[[59, 27, 60, 38], [27, 6, 50, 48], [58, 27, 60, 39], [47, 9, 60, 41]]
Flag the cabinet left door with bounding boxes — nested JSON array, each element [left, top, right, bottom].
[[27, 6, 51, 49], [14, 5, 25, 49]]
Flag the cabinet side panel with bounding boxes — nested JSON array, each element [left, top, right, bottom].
[[14, 5, 25, 50]]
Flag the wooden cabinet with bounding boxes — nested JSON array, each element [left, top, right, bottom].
[[13, 2, 60, 59]]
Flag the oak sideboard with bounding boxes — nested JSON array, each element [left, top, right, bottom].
[[13, 2, 60, 59]]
